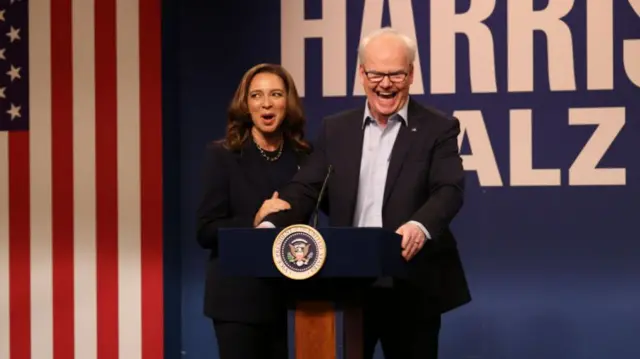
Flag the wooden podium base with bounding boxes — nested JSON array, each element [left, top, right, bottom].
[[293, 301, 363, 359]]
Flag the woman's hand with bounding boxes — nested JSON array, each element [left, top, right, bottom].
[[253, 191, 291, 226]]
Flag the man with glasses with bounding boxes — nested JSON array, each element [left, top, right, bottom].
[[259, 27, 471, 359]]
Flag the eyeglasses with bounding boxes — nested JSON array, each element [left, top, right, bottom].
[[363, 70, 408, 83]]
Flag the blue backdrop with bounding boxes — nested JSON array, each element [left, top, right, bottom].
[[164, 1, 640, 358]]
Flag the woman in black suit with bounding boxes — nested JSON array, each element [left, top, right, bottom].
[[196, 63, 311, 359]]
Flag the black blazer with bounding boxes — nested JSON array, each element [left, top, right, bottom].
[[196, 138, 310, 322], [264, 99, 471, 315]]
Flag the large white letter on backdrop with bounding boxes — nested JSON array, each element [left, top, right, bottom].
[[281, 0, 347, 97], [455, 110, 504, 187], [569, 107, 626, 186], [586, 0, 614, 90], [509, 109, 562, 186], [624, 0, 640, 87], [430, 0, 497, 94], [508, 0, 576, 92]]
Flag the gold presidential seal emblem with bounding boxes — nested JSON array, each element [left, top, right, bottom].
[[272, 224, 326, 280]]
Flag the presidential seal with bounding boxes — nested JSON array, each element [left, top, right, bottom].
[[272, 224, 326, 280]]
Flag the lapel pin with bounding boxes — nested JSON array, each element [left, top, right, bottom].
[[411, 127, 417, 132]]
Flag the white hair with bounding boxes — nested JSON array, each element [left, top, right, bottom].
[[357, 27, 417, 65]]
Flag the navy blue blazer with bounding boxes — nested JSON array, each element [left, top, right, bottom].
[[197, 138, 310, 322], [264, 99, 471, 316]]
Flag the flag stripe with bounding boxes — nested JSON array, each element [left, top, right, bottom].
[[51, 0, 75, 358], [116, 0, 142, 357], [29, 0, 54, 356], [95, 0, 119, 358], [138, 0, 164, 357], [0, 132, 10, 359], [2, 1, 163, 358], [73, 0, 98, 357], [9, 132, 31, 359]]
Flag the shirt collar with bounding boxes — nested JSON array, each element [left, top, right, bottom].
[[362, 97, 410, 129]]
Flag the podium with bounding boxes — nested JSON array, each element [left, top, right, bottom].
[[218, 226, 408, 359]]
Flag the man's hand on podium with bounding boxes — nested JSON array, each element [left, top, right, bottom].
[[397, 222, 427, 261]]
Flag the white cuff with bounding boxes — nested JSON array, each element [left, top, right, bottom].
[[408, 220, 431, 240], [257, 221, 276, 229]]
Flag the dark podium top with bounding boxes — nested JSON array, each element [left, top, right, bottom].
[[218, 226, 408, 279], [218, 226, 408, 302]]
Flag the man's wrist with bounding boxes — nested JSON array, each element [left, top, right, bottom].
[[408, 220, 431, 240], [257, 221, 275, 228]]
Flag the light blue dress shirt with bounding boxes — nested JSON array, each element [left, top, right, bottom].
[[356, 100, 431, 288], [353, 100, 432, 240]]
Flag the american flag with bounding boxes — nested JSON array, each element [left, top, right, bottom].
[[0, 0, 163, 358]]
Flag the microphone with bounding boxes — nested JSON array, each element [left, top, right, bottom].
[[311, 165, 333, 228]]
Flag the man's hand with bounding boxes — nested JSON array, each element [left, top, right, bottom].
[[253, 191, 290, 227], [396, 222, 426, 261]]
